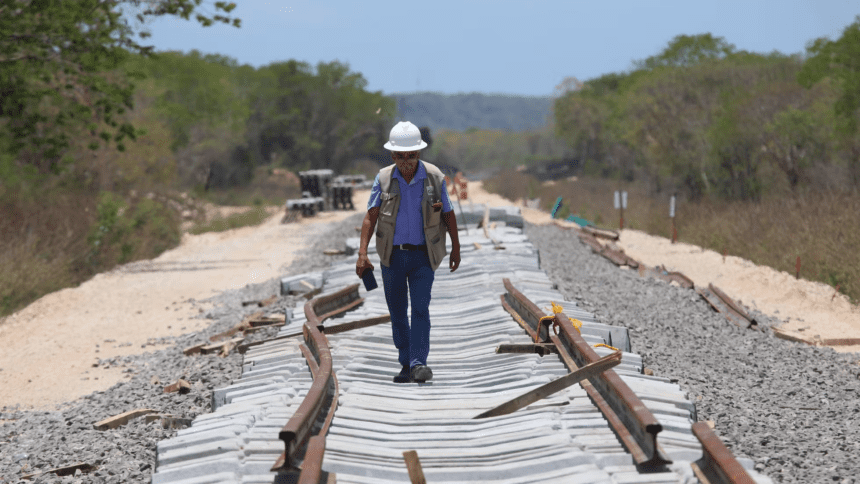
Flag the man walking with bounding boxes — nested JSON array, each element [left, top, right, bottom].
[[355, 121, 461, 383]]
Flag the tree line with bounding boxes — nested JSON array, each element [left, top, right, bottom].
[[553, 23, 860, 201], [0, 1, 394, 196]]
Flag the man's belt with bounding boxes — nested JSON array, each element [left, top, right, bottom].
[[393, 243, 427, 252]]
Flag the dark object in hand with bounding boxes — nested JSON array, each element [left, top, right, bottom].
[[432, 202, 442, 212], [361, 268, 378, 291]]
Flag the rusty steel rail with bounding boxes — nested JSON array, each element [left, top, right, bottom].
[[697, 283, 757, 329], [690, 422, 756, 484], [575, 230, 640, 268], [271, 284, 362, 474], [502, 278, 670, 470], [582, 225, 620, 241]]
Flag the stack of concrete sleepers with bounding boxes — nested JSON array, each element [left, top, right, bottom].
[[151, 206, 772, 484]]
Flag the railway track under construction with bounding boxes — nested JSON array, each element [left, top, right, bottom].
[[151, 206, 773, 484]]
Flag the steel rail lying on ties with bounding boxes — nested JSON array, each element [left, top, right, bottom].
[[502, 278, 671, 471], [690, 422, 756, 484], [271, 284, 362, 474]]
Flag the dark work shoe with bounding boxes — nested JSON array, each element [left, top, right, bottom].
[[393, 365, 411, 383], [410, 364, 433, 383]]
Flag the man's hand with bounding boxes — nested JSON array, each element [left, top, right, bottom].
[[356, 253, 374, 278], [356, 207, 379, 278], [441, 210, 461, 273], [449, 245, 460, 272]]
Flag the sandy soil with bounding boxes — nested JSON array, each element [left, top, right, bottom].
[[614, 231, 860, 354], [0, 191, 368, 410], [465, 180, 860, 355]]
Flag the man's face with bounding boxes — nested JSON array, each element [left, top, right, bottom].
[[392, 150, 420, 176]]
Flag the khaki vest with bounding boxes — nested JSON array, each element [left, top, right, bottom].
[[375, 161, 448, 270]]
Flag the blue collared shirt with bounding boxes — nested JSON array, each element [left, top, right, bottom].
[[367, 162, 454, 245]]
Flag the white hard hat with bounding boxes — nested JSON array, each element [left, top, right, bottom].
[[383, 121, 428, 151]]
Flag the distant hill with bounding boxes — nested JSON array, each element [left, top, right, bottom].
[[390, 92, 553, 132]]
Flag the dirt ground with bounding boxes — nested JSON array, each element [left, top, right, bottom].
[[3, 179, 857, 410], [0, 192, 369, 410]]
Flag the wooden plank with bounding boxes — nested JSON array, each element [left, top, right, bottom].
[[93, 409, 157, 431], [583, 225, 619, 241], [772, 326, 812, 344], [822, 337, 860, 346], [238, 314, 389, 354], [201, 336, 245, 354], [258, 295, 279, 307], [496, 343, 557, 355], [21, 462, 96, 479], [163, 379, 191, 394], [323, 314, 391, 335], [182, 343, 206, 356], [238, 330, 304, 354], [210, 311, 263, 341], [248, 316, 285, 327], [474, 351, 622, 419], [402, 450, 427, 484]]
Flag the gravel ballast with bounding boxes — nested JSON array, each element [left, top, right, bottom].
[[1, 214, 857, 483]]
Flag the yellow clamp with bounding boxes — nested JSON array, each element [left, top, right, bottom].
[[540, 302, 582, 339], [593, 343, 619, 351]]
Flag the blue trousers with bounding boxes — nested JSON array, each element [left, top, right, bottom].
[[381, 248, 435, 368]]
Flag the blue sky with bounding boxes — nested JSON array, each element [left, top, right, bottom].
[[139, 0, 860, 97]]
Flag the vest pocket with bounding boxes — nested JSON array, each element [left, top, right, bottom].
[[424, 224, 446, 270], [380, 193, 398, 217], [376, 218, 394, 266], [426, 207, 441, 228]]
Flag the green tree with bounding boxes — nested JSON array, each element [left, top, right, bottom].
[[761, 106, 825, 191], [246, 60, 394, 175], [131, 50, 253, 187], [0, 0, 239, 175], [634, 33, 736, 70], [798, 15, 860, 188]]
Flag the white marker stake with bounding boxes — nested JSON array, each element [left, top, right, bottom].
[[614, 191, 620, 209], [670, 195, 677, 243]]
